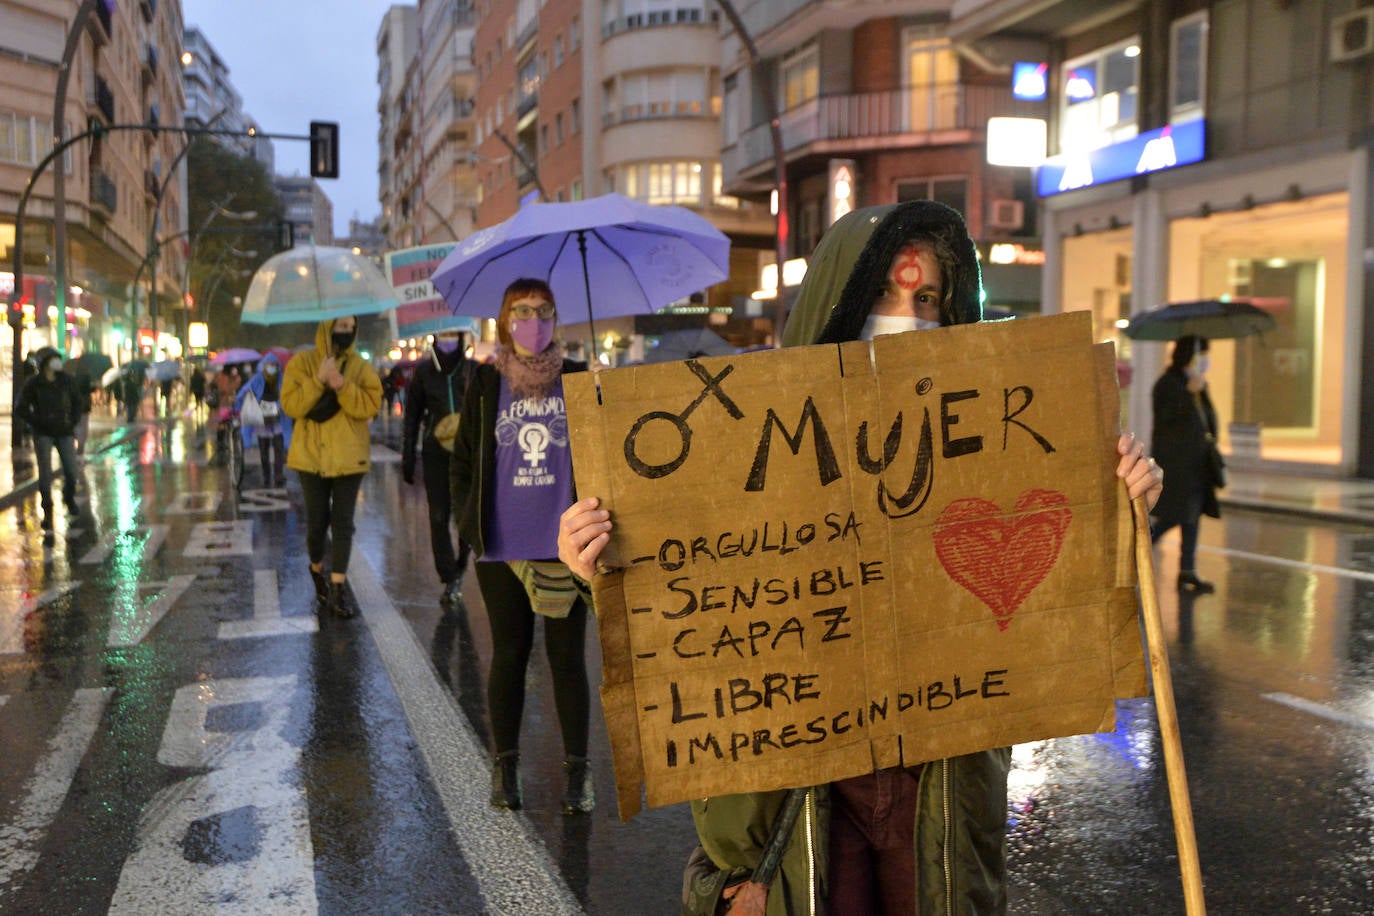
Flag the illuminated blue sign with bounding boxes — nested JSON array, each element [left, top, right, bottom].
[[1036, 119, 1205, 197], [1012, 62, 1048, 101], [1064, 67, 1097, 102]]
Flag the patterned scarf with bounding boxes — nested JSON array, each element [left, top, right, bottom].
[[495, 343, 563, 400]]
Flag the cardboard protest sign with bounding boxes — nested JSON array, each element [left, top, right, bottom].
[[566, 311, 1147, 820]]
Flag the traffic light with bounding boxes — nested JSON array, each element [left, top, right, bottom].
[[309, 121, 339, 179], [277, 220, 295, 251]]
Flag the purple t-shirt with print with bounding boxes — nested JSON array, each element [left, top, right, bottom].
[[482, 375, 575, 561]]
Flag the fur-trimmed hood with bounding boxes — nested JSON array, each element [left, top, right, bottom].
[[784, 200, 983, 347]]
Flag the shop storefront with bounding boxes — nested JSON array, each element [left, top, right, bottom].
[[1051, 158, 1359, 473]]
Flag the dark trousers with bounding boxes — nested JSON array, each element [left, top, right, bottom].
[[258, 431, 285, 482], [34, 434, 79, 516], [298, 471, 365, 574], [829, 768, 923, 915], [1151, 517, 1201, 572], [421, 441, 470, 584], [474, 560, 589, 758]]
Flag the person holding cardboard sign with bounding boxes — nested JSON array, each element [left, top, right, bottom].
[[450, 278, 596, 814], [559, 201, 1163, 915]]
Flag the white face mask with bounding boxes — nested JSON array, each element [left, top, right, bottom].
[[1193, 355, 1210, 375], [859, 313, 941, 341]]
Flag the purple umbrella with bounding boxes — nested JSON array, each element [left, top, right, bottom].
[[431, 193, 730, 354], [208, 347, 263, 367]]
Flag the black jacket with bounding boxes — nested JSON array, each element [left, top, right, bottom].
[[402, 350, 474, 475], [1150, 366, 1221, 526], [449, 357, 585, 559], [18, 372, 81, 438]]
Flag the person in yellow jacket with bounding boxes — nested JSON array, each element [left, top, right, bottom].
[[282, 316, 383, 617]]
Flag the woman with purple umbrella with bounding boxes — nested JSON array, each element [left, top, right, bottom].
[[449, 278, 595, 814]]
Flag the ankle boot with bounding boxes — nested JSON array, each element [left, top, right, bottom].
[[310, 568, 329, 608], [561, 755, 595, 814], [328, 580, 356, 618], [1177, 571, 1215, 594], [490, 751, 522, 810]]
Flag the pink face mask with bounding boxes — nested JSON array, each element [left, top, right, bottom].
[[510, 316, 555, 354]]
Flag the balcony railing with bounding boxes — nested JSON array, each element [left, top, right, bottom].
[[602, 100, 713, 128], [602, 6, 716, 38], [90, 1, 113, 43], [515, 17, 538, 51], [517, 90, 538, 118], [91, 172, 117, 216], [731, 83, 1041, 175]]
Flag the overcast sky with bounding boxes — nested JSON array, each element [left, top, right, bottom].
[[181, 0, 399, 240]]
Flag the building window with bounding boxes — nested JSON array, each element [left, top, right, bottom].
[[611, 69, 709, 123], [902, 31, 960, 132], [623, 161, 705, 205], [896, 177, 968, 219], [711, 163, 740, 208], [779, 44, 819, 112], [572, 178, 583, 200], [570, 14, 580, 50], [554, 112, 564, 146], [553, 33, 564, 68], [1059, 38, 1140, 154], [1170, 12, 1207, 124], [570, 97, 581, 134]]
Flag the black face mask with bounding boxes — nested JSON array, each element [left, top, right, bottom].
[[331, 330, 356, 352]]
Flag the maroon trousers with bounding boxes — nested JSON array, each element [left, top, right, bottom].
[[828, 766, 924, 915]]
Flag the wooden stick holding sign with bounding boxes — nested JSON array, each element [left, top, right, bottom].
[[1131, 495, 1206, 915]]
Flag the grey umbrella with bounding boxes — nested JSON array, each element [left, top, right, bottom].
[[1124, 299, 1278, 341]]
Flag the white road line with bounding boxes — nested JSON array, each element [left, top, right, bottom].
[[80, 525, 170, 566], [1261, 692, 1374, 731], [0, 583, 82, 655], [1194, 543, 1374, 584], [183, 520, 254, 558], [350, 550, 584, 915], [108, 676, 316, 913], [108, 575, 198, 648], [0, 687, 113, 888], [218, 569, 317, 639]]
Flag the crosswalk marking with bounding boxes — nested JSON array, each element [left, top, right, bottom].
[[0, 688, 112, 889], [218, 569, 318, 639], [163, 492, 223, 515], [1261, 692, 1374, 731]]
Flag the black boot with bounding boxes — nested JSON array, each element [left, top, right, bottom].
[[328, 580, 356, 618], [1178, 571, 1215, 594], [490, 751, 522, 810], [561, 755, 595, 814], [310, 567, 329, 609]]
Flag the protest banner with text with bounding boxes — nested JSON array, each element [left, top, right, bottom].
[[565, 312, 1146, 819]]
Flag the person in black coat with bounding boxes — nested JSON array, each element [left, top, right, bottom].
[[402, 329, 474, 607], [17, 347, 83, 532], [1150, 334, 1222, 593]]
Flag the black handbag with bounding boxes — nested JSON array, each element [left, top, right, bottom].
[[305, 387, 342, 423], [1205, 440, 1226, 489]]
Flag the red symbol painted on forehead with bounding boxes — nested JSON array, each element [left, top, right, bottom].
[[892, 245, 927, 292]]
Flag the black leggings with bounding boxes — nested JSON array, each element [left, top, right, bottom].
[[298, 471, 365, 574], [474, 560, 589, 758]]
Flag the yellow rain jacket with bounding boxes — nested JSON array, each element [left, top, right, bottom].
[[282, 318, 383, 477]]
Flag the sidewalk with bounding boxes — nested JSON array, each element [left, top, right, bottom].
[[3, 412, 1373, 526]]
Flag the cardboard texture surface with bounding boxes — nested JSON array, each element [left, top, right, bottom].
[[566, 312, 1147, 820]]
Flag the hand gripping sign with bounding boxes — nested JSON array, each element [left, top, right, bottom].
[[566, 312, 1146, 819]]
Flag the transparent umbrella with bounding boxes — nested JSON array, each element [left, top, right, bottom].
[[240, 244, 398, 325]]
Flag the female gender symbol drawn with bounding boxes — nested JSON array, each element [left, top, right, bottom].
[[624, 360, 744, 478]]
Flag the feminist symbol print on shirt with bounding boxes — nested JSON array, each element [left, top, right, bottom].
[[932, 489, 1072, 631]]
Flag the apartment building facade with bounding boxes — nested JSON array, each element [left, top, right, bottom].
[[1, 0, 187, 405], [718, 0, 1042, 315], [951, 0, 1374, 476]]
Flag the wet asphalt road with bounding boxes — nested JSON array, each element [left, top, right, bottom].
[[0, 408, 1372, 914]]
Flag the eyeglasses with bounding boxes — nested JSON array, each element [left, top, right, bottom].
[[511, 303, 556, 320]]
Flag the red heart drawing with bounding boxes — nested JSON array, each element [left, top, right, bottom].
[[932, 489, 1073, 630]]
